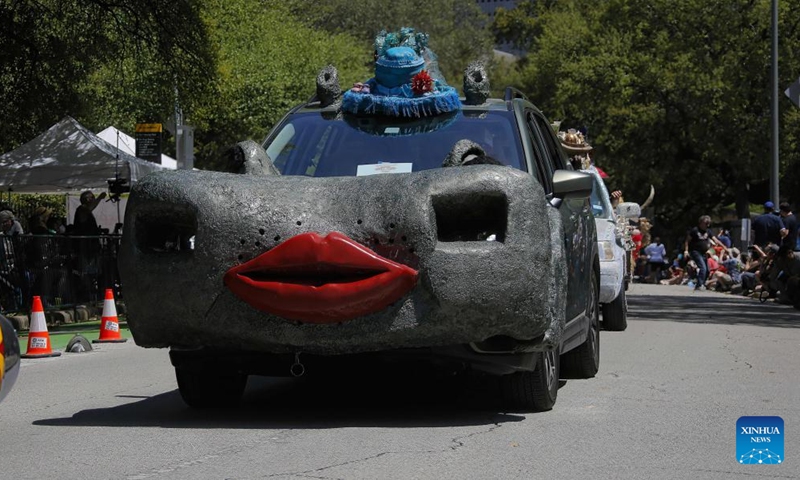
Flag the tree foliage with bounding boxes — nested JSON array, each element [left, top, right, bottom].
[[191, 0, 369, 170], [281, 0, 495, 86], [0, 0, 215, 155], [495, 0, 800, 243]]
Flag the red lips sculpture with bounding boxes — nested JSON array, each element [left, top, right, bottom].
[[224, 232, 418, 323]]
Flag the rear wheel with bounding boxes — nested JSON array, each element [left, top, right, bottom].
[[175, 367, 247, 408], [561, 268, 600, 378], [499, 350, 559, 412], [602, 288, 628, 331]]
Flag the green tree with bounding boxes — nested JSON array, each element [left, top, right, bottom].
[[494, 0, 800, 243], [0, 0, 215, 155], [281, 0, 495, 86], [191, 0, 369, 169]]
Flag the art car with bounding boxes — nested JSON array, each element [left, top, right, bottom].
[[119, 29, 600, 412], [558, 129, 641, 331]]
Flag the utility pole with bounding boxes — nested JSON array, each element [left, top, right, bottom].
[[770, 0, 780, 205], [171, 84, 195, 170]]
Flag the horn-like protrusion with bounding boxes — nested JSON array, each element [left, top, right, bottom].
[[442, 139, 486, 167], [224, 140, 280, 176], [463, 62, 490, 105], [640, 185, 655, 211], [316, 65, 341, 107]]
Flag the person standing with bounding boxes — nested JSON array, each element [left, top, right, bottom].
[[752, 201, 785, 248], [778, 202, 797, 251], [73, 191, 106, 235], [684, 215, 719, 291], [72, 190, 106, 303], [644, 236, 667, 284]]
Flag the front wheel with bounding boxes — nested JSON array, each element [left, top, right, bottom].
[[602, 288, 628, 331], [175, 367, 247, 408], [499, 350, 559, 412]]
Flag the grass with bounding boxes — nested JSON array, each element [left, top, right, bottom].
[[17, 319, 133, 352]]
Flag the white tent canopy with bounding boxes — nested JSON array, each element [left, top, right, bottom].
[[97, 126, 177, 169], [0, 116, 168, 193]]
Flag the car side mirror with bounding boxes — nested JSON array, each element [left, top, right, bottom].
[[0, 316, 21, 403], [616, 202, 641, 219], [552, 170, 593, 200]]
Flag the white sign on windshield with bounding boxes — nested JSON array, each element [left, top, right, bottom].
[[356, 163, 413, 176]]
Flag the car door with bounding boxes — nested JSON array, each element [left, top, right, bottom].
[[525, 111, 592, 322]]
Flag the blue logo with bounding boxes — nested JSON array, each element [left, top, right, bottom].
[[737, 416, 784, 464]]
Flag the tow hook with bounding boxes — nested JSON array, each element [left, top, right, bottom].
[[290, 351, 305, 377]]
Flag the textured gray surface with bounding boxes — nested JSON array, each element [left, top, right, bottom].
[[118, 166, 566, 354], [315, 65, 341, 108], [463, 62, 490, 105], [224, 140, 281, 176], [441, 139, 486, 168]]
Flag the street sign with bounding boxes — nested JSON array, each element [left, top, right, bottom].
[[135, 123, 162, 164], [785, 77, 800, 108]]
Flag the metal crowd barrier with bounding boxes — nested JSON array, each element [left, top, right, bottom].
[[0, 234, 122, 314]]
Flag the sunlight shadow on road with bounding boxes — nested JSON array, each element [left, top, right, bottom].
[[32, 373, 529, 430], [627, 293, 800, 328]]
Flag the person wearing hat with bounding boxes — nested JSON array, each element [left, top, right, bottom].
[[558, 128, 593, 170], [752, 201, 785, 248], [28, 206, 54, 235]]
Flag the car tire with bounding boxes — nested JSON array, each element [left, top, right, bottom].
[[499, 350, 559, 412], [602, 288, 628, 331], [561, 268, 600, 378], [175, 367, 247, 408]]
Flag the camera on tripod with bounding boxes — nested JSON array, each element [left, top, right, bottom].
[[107, 177, 131, 201]]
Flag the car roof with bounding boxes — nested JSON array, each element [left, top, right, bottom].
[[294, 97, 515, 115]]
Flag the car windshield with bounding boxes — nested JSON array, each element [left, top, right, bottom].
[[264, 110, 526, 177]]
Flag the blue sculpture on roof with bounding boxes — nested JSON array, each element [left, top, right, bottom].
[[342, 28, 461, 118]]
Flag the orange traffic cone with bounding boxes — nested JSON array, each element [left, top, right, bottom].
[[22, 296, 61, 358], [93, 289, 127, 344]]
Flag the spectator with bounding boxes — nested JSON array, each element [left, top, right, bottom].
[[778, 202, 797, 251], [73, 190, 106, 235], [756, 243, 781, 297], [684, 215, 719, 291], [28, 207, 53, 235], [643, 236, 667, 283], [717, 229, 732, 248], [707, 248, 743, 292], [752, 201, 785, 247], [0, 211, 23, 236], [73, 190, 106, 303], [660, 254, 686, 285], [775, 245, 800, 306], [25, 207, 55, 298]]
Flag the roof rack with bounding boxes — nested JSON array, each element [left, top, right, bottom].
[[504, 87, 529, 102]]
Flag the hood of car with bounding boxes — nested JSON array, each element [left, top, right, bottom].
[[118, 167, 566, 353]]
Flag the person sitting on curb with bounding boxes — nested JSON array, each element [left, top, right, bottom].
[[706, 248, 743, 292], [775, 245, 800, 307]]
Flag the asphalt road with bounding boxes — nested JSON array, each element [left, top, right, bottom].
[[1, 284, 798, 480]]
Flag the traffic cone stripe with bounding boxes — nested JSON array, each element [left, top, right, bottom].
[[103, 299, 117, 317], [22, 295, 61, 358]]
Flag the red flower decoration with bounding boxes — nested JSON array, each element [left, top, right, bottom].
[[411, 70, 433, 95]]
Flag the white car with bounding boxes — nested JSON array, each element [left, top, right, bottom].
[[583, 166, 640, 331]]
